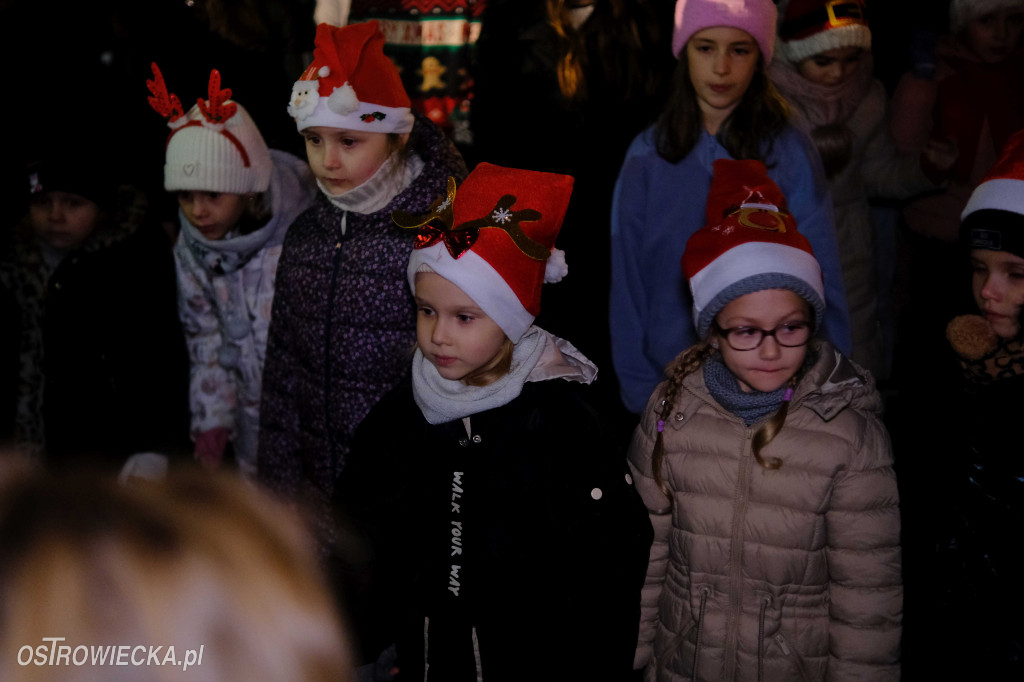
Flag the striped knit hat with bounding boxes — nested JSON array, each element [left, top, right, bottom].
[[683, 159, 825, 337], [777, 0, 872, 63]]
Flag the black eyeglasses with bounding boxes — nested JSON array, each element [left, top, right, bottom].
[[712, 320, 812, 351]]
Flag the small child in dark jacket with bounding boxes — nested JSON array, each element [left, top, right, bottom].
[[0, 145, 190, 467], [335, 163, 653, 682]]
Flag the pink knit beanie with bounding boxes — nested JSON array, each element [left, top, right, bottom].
[[672, 0, 778, 62]]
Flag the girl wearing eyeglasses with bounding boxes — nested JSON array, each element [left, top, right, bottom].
[[628, 159, 901, 681]]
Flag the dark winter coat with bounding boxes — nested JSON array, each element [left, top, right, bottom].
[[892, 332, 1024, 678], [0, 190, 190, 467], [257, 115, 466, 541], [335, 376, 654, 682]]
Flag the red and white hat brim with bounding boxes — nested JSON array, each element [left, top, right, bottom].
[[295, 97, 413, 134], [408, 243, 534, 343], [962, 178, 1024, 220]]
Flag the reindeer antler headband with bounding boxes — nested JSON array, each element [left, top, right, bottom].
[[146, 63, 251, 167]]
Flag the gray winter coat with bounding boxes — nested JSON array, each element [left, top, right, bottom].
[[629, 340, 902, 681]]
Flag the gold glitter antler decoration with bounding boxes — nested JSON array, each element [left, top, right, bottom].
[[393, 177, 550, 260]]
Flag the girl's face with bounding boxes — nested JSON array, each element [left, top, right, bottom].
[[686, 27, 760, 135], [28, 191, 101, 251], [177, 191, 247, 241], [302, 127, 401, 194], [712, 289, 811, 393], [971, 248, 1024, 338], [964, 9, 1024, 63], [414, 272, 509, 383], [796, 46, 865, 87]]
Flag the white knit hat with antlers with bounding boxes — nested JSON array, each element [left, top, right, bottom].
[[147, 63, 273, 194]]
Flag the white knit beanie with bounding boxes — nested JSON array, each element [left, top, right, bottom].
[[148, 64, 272, 194]]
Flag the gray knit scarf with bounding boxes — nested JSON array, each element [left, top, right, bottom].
[[703, 353, 789, 426]]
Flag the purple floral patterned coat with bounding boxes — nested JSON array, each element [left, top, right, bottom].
[[257, 115, 466, 548]]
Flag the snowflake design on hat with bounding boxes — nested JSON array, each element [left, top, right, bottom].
[[492, 207, 513, 224]]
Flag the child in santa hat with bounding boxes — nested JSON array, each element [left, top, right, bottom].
[[148, 64, 317, 478], [334, 163, 652, 681], [769, 0, 957, 380], [897, 128, 1024, 678], [258, 21, 467, 552], [629, 158, 901, 681]]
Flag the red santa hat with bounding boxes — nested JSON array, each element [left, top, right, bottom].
[[148, 64, 273, 194], [683, 159, 826, 337], [777, 0, 872, 63], [960, 128, 1024, 259], [398, 163, 574, 343], [287, 21, 413, 134]]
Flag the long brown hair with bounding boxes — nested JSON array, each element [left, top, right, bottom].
[[544, 0, 672, 105], [655, 51, 791, 164]]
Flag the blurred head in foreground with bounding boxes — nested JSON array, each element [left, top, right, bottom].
[[0, 470, 354, 682]]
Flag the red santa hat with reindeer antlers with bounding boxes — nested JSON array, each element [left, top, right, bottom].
[[147, 63, 272, 194], [287, 21, 414, 134], [395, 163, 574, 343]]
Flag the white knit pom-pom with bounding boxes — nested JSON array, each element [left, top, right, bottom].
[[544, 248, 568, 283], [327, 82, 360, 115], [318, 66, 331, 78]]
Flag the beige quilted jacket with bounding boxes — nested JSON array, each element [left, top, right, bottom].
[[628, 341, 901, 682]]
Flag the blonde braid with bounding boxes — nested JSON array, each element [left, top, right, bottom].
[[651, 342, 716, 498], [750, 374, 799, 470]]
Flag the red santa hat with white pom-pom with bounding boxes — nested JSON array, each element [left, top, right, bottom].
[[288, 21, 414, 134], [396, 163, 574, 343]]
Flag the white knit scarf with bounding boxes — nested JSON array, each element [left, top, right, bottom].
[[412, 326, 597, 424]]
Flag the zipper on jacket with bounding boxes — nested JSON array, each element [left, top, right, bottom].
[[692, 585, 711, 681], [471, 626, 483, 682], [757, 595, 770, 682], [324, 212, 347, 481], [722, 428, 755, 681], [423, 616, 430, 682], [773, 632, 812, 682]]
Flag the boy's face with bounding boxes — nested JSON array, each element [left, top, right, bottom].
[[965, 9, 1024, 63], [797, 47, 865, 87], [301, 127, 399, 194], [176, 191, 247, 241], [971, 248, 1024, 339], [28, 191, 101, 251], [414, 272, 509, 383]]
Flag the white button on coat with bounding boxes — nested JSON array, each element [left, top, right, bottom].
[[590, 488, 603, 500]]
